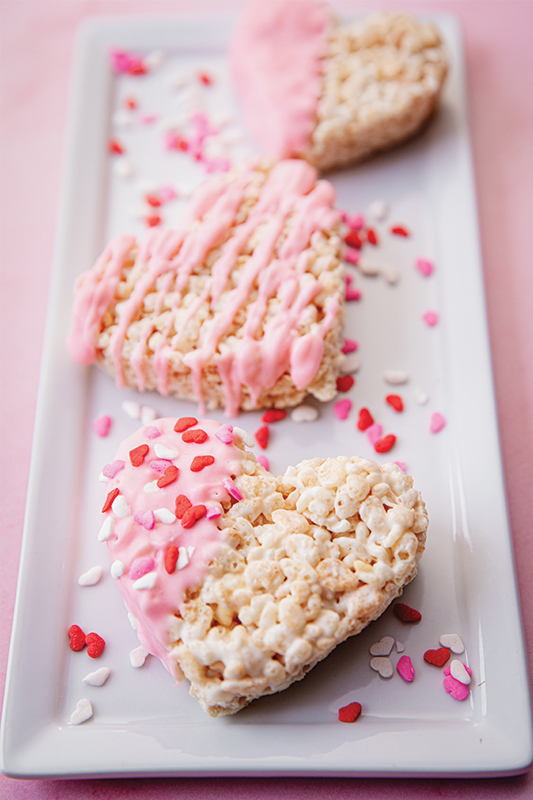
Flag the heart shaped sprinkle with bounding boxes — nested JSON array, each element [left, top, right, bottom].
[[262, 409, 286, 423], [130, 645, 149, 668], [182, 504, 207, 529], [141, 406, 157, 426], [257, 455, 269, 470], [182, 429, 208, 444], [393, 603, 422, 623], [254, 425, 269, 449], [374, 434, 396, 454], [144, 426, 161, 439], [223, 478, 243, 501], [450, 659, 471, 685], [85, 632, 105, 659], [397, 655, 415, 682], [384, 370, 409, 385], [129, 444, 149, 466], [215, 423, 234, 444], [290, 405, 319, 423], [357, 408, 374, 431], [164, 545, 179, 574], [338, 701, 362, 723], [429, 412, 446, 433], [423, 647, 450, 668], [366, 228, 378, 245], [78, 565, 103, 587], [176, 546, 190, 570], [149, 459, 172, 472], [154, 444, 179, 460], [341, 338, 358, 354], [102, 460, 125, 479], [68, 624, 86, 652], [369, 636, 394, 656], [143, 480, 160, 493], [386, 394, 404, 412], [133, 571, 157, 591], [154, 508, 176, 524], [110, 560, 125, 579], [391, 225, 409, 237], [439, 633, 465, 654], [349, 212, 366, 229], [111, 494, 130, 518], [233, 426, 255, 447], [129, 556, 155, 580], [93, 414, 112, 437], [98, 517, 114, 542], [393, 461, 406, 473], [70, 698, 93, 725], [415, 257, 434, 277], [443, 663, 472, 701], [370, 656, 393, 678], [336, 375, 354, 393], [334, 399, 352, 420], [365, 422, 383, 445], [344, 247, 360, 265], [396, 641, 405, 653], [190, 455, 215, 472], [345, 231, 362, 249], [157, 464, 179, 487], [422, 310, 439, 326], [345, 287, 362, 301], [83, 667, 110, 687], [174, 416, 198, 432], [102, 488, 119, 513], [122, 400, 141, 420], [175, 495, 192, 518]]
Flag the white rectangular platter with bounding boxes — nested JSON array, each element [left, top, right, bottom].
[[2, 12, 532, 779]]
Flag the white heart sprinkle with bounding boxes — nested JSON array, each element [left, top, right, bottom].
[[113, 158, 135, 179], [340, 353, 360, 374], [367, 199, 389, 220], [112, 495, 130, 518], [359, 258, 381, 277], [176, 547, 189, 571], [83, 667, 110, 687], [369, 636, 395, 656], [122, 400, 141, 419], [439, 633, 465, 654], [154, 508, 177, 524], [383, 266, 400, 285], [413, 388, 429, 405], [384, 370, 410, 385], [187, 546, 195, 557], [450, 659, 471, 685], [112, 109, 134, 128], [98, 472, 107, 482], [133, 571, 157, 590], [110, 560, 125, 579], [144, 49, 164, 70], [396, 641, 405, 653], [154, 444, 178, 460], [141, 405, 158, 424], [130, 645, 149, 668], [233, 426, 255, 448], [70, 698, 93, 725], [78, 565, 103, 587], [143, 480, 160, 493], [370, 656, 393, 678], [98, 517, 114, 542], [291, 404, 319, 423]]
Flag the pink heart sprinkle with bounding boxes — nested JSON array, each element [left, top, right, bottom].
[[340, 210, 349, 223], [365, 422, 383, 446], [257, 455, 269, 470], [429, 411, 446, 434], [348, 213, 365, 230], [334, 399, 352, 420], [342, 338, 358, 354], [345, 274, 353, 285], [344, 247, 360, 265], [149, 459, 172, 472], [397, 655, 415, 682], [93, 414, 112, 438], [144, 426, 161, 439], [102, 460, 125, 479], [133, 510, 155, 530], [223, 478, 243, 501], [215, 423, 234, 445], [415, 257, 434, 277], [393, 461, 407, 473], [443, 664, 472, 701], [206, 507, 222, 519], [422, 310, 439, 326], [129, 556, 155, 580], [346, 287, 362, 301]]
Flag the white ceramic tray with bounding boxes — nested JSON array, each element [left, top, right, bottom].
[[2, 12, 532, 779]]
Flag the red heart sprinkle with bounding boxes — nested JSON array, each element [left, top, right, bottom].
[[102, 488, 119, 513], [175, 494, 192, 518], [145, 193, 162, 207], [164, 545, 179, 574], [182, 429, 208, 444], [366, 228, 378, 245], [68, 624, 86, 652], [198, 71, 212, 85], [129, 444, 149, 466], [124, 96, 137, 110], [85, 632, 105, 659], [393, 603, 422, 623], [254, 425, 269, 450], [336, 375, 354, 393], [374, 434, 396, 453], [108, 138, 124, 154], [391, 225, 410, 237], [157, 464, 179, 487], [357, 408, 374, 431], [181, 504, 207, 529], [129, 62, 146, 75], [261, 409, 287, 423], [386, 394, 404, 412], [146, 213, 161, 227], [174, 417, 198, 433], [424, 647, 451, 668], [338, 702, 362, 723], [190, 455, 215, 472], [344, 231, 362, 249]]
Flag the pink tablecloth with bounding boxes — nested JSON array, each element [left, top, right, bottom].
[[1, 0, 532, 796]]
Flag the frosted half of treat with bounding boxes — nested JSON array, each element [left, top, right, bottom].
[[99, 417, 428, 716], [67, 158, 345, 415], [230, 1, 448, 171]]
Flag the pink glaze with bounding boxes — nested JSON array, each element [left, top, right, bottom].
[[68, 159, 341, 416], [229, 0, 330, 158], [101, 417, 246, 679]]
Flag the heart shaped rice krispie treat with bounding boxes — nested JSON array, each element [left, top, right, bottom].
[[100, 416, 428, 716], [230, 1, 448, 172], [67, 158, 345, 416]]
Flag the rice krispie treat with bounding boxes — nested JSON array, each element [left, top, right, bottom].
[[230, 0, 448, 172], [100, 416, 428, 716], [67, 158, 345, 415]]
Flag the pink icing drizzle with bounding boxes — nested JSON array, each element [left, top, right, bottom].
[[229, 0, 330, 157], [67, 159, 341, 416], [102, 418, 245, 678]]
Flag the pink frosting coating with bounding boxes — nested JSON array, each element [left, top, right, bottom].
[[67, 159, 341, 416], [230, 0, 330, 157], [101, 417, 246, 677]]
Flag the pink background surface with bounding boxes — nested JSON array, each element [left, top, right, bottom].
[[1, 0, 532, 795]]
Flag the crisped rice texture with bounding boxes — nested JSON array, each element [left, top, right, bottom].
[[168, 454, 428, 716], [303, 12, 448, 171]]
